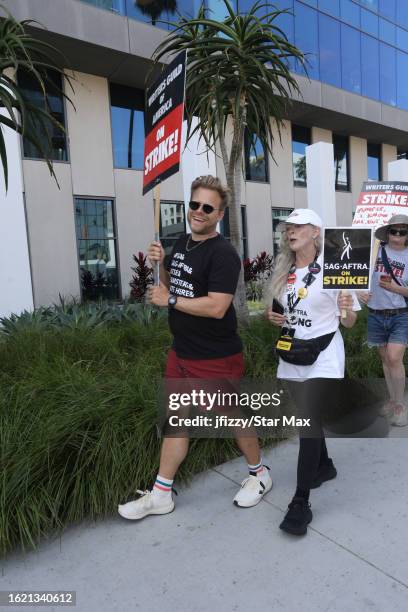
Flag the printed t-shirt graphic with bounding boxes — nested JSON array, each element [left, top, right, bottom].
[[368, 245, 408, 310], [166, 234, 243, 359], [277, 255, 361, 380]]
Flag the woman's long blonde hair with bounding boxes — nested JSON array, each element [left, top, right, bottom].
[[265, 226, 322, 304]]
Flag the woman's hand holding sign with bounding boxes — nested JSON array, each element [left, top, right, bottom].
[[266, 308, 286, 327], [337, 292, 356, 328]]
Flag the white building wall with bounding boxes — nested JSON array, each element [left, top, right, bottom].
[[23, 161, 80, 306], [382, 144, 398, 179], [0, 115, 34, 318], [66, 72, 115, 197]]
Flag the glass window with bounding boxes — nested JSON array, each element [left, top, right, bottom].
[[380, 43, 397, 106], [160, 201, 186, 258], [379, 0, 395, 20], [319, 14, 341, 88], [273, 0, 295, 52], [81, 0, 125, 12], [359, 0, 378, 11], [367, 143, 381, 180], [361, 34, 380, 100], [203, 0, 237, 22], [272, 208, 293, 257], [238, 0, 269, 16], [110, 83, 144, 169], [272, 0, 294, 9], [244, 131, 269, 182], [397, 27, 408, 53], [292, 124, 311, 187], [301, 0, 317, 6], [318, 0, 339, 18], [340, 0, 360, 26], [397, 51, 408, 111], [333, 134, 350, 191], [361, 8, 378, 36], [341, 24, 361, 94], [220, 207, 248, 259], [75, 198, 120, 300], [340, 0, 360, 28], [397, 2, 408, 29], [18, 70, 68, 161], [379, 19, 396, 45], [294, 1, 319, 79]]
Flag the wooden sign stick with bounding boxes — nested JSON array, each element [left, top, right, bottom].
[[153, 182, 161, 286]]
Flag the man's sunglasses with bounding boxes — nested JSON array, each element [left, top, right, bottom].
[[189, 200, 219, 215], [389, 228, 408, 236]]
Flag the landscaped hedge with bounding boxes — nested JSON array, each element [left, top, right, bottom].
[[0, 304, 385, 555]]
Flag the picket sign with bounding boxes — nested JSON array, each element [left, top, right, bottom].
[[143, 51, 187, 286], [305, 142, 352, 317]]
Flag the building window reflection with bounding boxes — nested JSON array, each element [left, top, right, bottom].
[[244, 130, 269, 183], [75, 198, 120, 300], [220, 207, 248, 260], [160, 201, 186, 258], [110, 83, 144, 169], [19, 70, 68, 162], [367, 143, 382, 181], [292, 124, 311, 187], [85, 0, 408, 113], [272, 207, 293, 257], [333, 134, 350, 191]]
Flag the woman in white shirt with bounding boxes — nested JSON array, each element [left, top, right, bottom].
[[361, 215, 408, 427], [266, 209, 360, 536]]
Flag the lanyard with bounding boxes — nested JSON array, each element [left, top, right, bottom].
[[287, 258, 320, 315]]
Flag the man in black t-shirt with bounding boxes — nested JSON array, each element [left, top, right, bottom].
[[118, 175, 272, 521]]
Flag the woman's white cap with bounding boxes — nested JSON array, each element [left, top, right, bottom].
[[277, 208, 323, 231]]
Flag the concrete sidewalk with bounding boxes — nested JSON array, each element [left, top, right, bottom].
[[1, 437, 408, 612]]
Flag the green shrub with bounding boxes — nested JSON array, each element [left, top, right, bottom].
[[0, 303, 388, 555]]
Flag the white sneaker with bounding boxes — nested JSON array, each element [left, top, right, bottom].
[[391, 403, 408, 427], [233, 469, 273, 508], [379, 400, 395, 419], [118, 490, 174, 520]]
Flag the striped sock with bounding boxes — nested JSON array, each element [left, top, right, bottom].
[[152, 474, 173, 498], [248, 458, 264, 477]]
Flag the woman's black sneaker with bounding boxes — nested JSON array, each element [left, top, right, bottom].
[[279, 497, 313, 536], [310, 459, 337, 489]]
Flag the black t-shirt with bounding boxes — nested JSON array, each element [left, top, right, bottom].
[[166, 234, 243, 359]]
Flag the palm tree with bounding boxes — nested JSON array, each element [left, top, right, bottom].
[[0, 6, 73, 190], [135, 0, 177, 25], [152, 0, 306, 319]]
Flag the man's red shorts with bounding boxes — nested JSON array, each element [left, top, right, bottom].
[[161, 351, 245, 434], [164, 349, 245, 380]]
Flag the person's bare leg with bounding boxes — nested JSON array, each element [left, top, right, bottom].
[[385, 343, 406, 404], [378, 345, 394, 400], [234, 434, 261, 466], [158, 436, 190, 480]]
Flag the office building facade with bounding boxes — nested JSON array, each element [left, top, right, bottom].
[[2, 0, 408, 307]]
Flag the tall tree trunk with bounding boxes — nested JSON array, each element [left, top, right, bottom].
[[217, 108, 249, 322]]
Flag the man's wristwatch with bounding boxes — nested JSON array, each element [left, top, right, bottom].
[[168, 295, 177, 309]]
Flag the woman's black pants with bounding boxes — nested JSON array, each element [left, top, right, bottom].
[[288, 379, 332, 491]]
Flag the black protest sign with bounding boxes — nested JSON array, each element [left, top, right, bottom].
[[322, 227, 373, 290], [143, 51, 187, 195]]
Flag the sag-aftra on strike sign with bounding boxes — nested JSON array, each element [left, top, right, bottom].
[[322, 227, 373, 290], [143, 51, 187, 195]]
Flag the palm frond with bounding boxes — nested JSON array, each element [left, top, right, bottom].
[[0, 5, 75, 190]]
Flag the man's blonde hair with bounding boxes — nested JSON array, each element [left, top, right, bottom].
[[190, 175, 230, 210]]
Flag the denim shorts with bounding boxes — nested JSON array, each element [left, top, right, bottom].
[[367, 311, 408, 347]]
